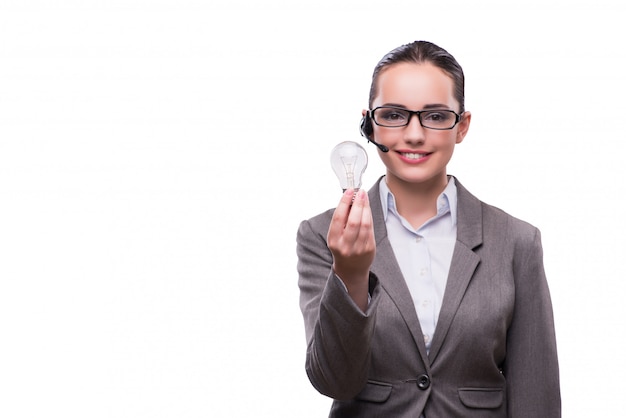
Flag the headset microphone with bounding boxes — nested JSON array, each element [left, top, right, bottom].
[[368, 139, 389, 153], [360, 115, 389, 153]]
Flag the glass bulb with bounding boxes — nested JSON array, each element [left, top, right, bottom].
[[330, 141, 368, 191]]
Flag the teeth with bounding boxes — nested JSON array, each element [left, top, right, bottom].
[[402, 152, 427, 159]]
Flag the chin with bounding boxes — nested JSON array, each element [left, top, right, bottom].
[[389, 170, 447, 186]]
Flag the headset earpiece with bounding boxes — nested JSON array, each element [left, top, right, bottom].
[[360, 113, 390, 153], [360, 114, 374, 140]]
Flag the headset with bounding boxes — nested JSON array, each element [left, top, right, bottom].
[[360, 112, 389, 152]]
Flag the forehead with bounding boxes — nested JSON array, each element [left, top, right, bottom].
[[373, 62, 457, 108]]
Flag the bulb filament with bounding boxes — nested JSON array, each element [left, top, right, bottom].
[[340, 155, 357, 189]]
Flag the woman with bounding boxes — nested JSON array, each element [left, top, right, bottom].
[[296, 41, 560, 417]]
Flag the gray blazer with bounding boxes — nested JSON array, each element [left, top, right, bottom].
[[297, 177, 560, 417]]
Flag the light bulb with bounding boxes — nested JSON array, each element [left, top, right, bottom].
[[330, 141, 368, 191]]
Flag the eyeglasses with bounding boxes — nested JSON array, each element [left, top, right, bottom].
[[370, 106, 463, 130]]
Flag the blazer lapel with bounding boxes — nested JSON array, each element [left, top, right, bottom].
[[427, 179, 483, 363], [367, 177, 484, 366], [368, 179, 431, 366]]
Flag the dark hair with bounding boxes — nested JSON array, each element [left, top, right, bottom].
[[368, 41, 465, 113]]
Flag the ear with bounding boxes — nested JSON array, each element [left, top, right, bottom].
[[455, 111, 471, 144]]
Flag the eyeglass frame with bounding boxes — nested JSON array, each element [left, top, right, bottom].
[[368, 106, 464, 130]]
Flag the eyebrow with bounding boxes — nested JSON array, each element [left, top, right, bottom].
[[380, 103, 452, 110]]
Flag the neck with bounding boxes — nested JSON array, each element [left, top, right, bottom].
[[385, 173, 449, 229]]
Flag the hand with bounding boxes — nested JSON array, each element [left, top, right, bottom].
[[327, 189, 375, 309]]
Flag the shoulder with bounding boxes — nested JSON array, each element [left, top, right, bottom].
[[481, 201, 539, 238], [298, 178, 384, 239], [296, 207, 335, 255], [480, 201, 543, 263], [455, 177, 541, 246], [298, 207, 334, 236]]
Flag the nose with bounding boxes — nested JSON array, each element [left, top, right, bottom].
[[404, 113, 426, 144]]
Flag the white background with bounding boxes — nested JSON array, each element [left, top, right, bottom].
[[1, 0, 625, 417]]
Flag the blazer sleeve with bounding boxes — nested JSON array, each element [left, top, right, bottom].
[[296, 216, 381, 400], [504, 227, 561, 417]]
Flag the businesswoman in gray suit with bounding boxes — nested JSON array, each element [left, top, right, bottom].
[[297, 41, 560, 417]]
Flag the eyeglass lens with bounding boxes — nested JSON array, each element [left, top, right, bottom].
[[374, 107, 457, 129]]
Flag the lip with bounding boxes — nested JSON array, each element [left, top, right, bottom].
[[396, 150, 432, 164]]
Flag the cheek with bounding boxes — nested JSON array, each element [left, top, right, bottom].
[[431, 133, 458, 149], [373, 126, 402, 142]]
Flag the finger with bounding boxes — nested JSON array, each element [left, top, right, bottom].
[[344, 189, 365, 229], [342, 190, 370, 243], [352, 190, 374, 246], [357, 190, 373, 233], [328, 189, 356, 235]]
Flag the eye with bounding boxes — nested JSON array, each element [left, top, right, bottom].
[[377, 108, 408, 123], [422, 111, 454, 123]]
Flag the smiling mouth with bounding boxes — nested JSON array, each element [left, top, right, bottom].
[[400, 152, 430, 160]]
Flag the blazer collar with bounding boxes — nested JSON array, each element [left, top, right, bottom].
[[367, 176, 482, 249], [367, 176, 483, 366]]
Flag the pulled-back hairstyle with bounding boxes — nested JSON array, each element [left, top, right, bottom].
[[368, 41, 465, 113]]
